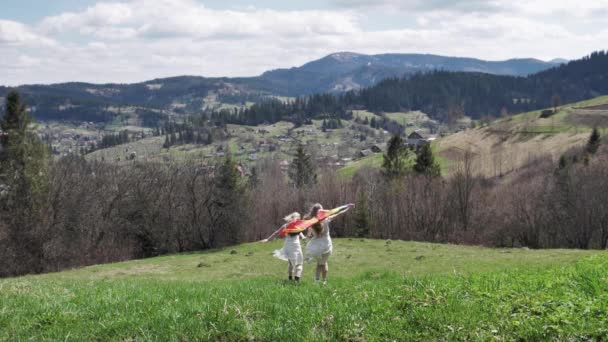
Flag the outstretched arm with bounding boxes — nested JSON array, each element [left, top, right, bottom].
[[261, 224, 287, 242]]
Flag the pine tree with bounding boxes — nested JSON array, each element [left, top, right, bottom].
[[558, 154, 568, 169], [0, 91, 48, 210], [216, 149, 239, 193], [0, 91, 48, 274], [214, 149, 244, 244], [586, 127, 601, 155], [370, 117, 377, 128], [353, 192, 371, 238], [288, 144, 317, 189], [163, 134, 170, 148], [413, 144, 441, 177], [381, 135, 408, 179]]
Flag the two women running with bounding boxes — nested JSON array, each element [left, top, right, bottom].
[[262, 203, 337, 284]]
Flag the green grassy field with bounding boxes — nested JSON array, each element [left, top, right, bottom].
[[1, 239, 607, 340]]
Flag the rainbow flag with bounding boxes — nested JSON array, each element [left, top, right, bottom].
[[279, 204, 354, 236]]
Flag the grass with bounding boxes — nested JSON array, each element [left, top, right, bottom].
[[337, 153, 384, 178], [1, 239, 606, 340]]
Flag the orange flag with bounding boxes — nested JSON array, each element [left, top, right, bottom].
[[279, 204, 354, 236]]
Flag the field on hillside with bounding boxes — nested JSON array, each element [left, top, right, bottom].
[[436, 96, 608, 176], [1, 239, 607, 340]]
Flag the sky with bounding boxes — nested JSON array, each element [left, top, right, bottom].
[[1, 0, 607, 86]]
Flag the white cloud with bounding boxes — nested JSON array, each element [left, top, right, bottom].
[[1, 0, 607, 85], [0, 20, 54, 46], [40, 0, 360, 40]]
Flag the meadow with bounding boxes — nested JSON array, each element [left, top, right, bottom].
[[1, 239, 607, 341]]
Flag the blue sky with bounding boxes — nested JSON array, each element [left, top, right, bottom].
[[1, 0, 607, 85]]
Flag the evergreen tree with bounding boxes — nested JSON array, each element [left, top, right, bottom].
[[353, 192, 371, 238], [163, 134, 170, 148], [216, 149, 239, 192], [288, 144, 317, 189], [413, 144, 441, 177], [0, 91, 49, 210], [214, 149, 244, 244], [381, 135, 409, 179], [557, 154, 568, 169], [586, 127, 601, 155], [0, 91, 48, 273]]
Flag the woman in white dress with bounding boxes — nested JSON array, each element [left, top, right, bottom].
[[262, 212, 306, 282], [305, 204, 333, 285]]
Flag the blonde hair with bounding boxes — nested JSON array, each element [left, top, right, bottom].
[[283, 212, 301, 222]]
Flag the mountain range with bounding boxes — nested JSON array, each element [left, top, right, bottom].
[[0, 52, 565, 122]]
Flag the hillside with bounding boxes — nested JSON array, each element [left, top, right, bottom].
[[1, 239, 606, 340], [436, 95, 608, 176], [80, 110, 439, 167]]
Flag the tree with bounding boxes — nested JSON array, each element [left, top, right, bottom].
[[381, 135, 409, 179], [413, 144, 441, 177], [353, 191, 371, 237], [214, 149, 244, 244], [551, 94, 561, 113], [0, 91, 49, 274], [216, 149, 239, 193], [288, 144, 317, 189], [586, 127, 601, 155], [0, 91, 48, 210]]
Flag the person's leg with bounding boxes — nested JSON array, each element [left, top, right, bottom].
[[288, 260, 294, 280], [315, 264, 322, 283], [294, 263, 303, 282], [322, 262, 329, 284], [319, 253, 330, 284]]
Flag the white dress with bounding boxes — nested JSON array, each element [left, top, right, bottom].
[[305, 222, 333, 263], [273, 233, 304, 265]]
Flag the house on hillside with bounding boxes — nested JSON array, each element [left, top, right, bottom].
[[371, 143, 386, 153], [359, 149, 374, 158], [406, 131, 436, 148]]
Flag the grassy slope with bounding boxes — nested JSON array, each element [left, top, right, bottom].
[[1, 239, 607, 340], [436, 95, 608, 176]]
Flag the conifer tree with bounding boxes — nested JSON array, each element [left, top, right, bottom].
[[216, 149, 239, 193], [586, 127, 601, 155], [381, 135, 408, 179], [0, 91, 48, 273], [0, 91, 48, 211], [353, 192, 371, 238], [288, 144, 317, 189], [214, 149, 244, 244], [413, 144, 441, 177]]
